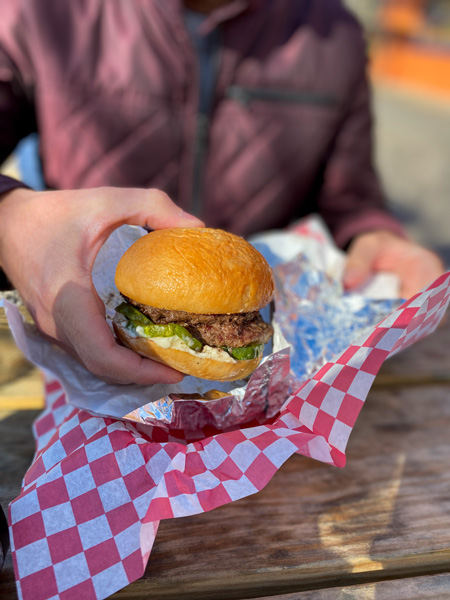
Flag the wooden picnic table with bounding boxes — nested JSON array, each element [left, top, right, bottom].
[[1, 308, 450, 599]]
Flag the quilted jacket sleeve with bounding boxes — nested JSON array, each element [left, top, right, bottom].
[[0, 0, 36, 195], [316, 57, 406, 248]]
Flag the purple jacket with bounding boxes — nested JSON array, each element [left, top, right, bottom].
[[0, 0, 404, 246]]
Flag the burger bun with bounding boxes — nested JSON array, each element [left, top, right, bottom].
[[115, 228, 274, 314]]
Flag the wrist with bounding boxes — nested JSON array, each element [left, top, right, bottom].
[[0, 188, 40, 271], [0, 187, 38, 232], [0, 186, 36, 201]]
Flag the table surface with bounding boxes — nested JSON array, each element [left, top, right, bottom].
[[1, 311, 450, 599]]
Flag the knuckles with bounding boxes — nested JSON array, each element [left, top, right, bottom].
[[147, 188, 174, 209]]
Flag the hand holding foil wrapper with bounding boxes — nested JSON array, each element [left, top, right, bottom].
[[4, 217, 450, 600]]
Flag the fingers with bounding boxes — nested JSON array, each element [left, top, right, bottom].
[[79, 188, 204, 267], [343, 230, 446, 300], [53, 282, 184, 385], [81, 333, 185, 386], [398, 253, 445, 299], [102, 187, 204, 231], [343, 235, 379, 291]]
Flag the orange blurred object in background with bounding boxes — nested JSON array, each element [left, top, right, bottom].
[[379, 0, 425, 36], [370, 0, 450, 100]]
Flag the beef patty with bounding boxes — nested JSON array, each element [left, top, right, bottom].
[[122, 295, 273, 348]]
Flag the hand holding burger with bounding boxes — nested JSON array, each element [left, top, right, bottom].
[[0, 186, 204, 385], [113, 228, 274, 381]]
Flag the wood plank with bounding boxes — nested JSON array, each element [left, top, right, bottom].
[[0, 367, 44, 411], [252, 572, 450, 599], [0, 408, 39, 600], [0, 409, 39, 501], [0, 329, 34, 387], [0, 311, 44, 410], [376, 310, 450, 382]]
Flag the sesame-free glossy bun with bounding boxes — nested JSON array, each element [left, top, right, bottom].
[[114, 228, 274, 314], [113, 317, 263, 381]]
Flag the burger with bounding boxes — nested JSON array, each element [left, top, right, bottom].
[[113, 227, 274, 381]]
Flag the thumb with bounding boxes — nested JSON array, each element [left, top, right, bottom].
[[343, 236, 379, 291], [102, 187, 204, 231]]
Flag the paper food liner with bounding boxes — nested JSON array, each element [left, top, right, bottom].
[[4, 217, 450, 600]]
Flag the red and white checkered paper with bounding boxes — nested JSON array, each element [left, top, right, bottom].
[[8, 271, 450, 600]]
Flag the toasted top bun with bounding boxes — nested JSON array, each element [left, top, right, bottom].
[[115, 228, 274, 314]]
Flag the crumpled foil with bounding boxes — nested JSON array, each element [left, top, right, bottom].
[[92, 221, 401, 432], [272, 253, 402, 382], [123, 349, 291, 432]]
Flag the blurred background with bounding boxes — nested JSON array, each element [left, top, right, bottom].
[[1, 0, 450, 265], [345, 0, 450, 265]]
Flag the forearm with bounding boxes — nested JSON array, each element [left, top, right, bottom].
[[316, 58, 406, 248]]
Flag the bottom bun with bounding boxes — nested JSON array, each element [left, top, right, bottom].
[[113, 318, 263, 382]]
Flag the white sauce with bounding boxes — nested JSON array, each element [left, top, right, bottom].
[[142, 333, 236, 362]]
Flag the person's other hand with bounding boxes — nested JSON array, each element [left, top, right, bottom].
[[0, 187, 203, 384], [343, 230, 445, 299]]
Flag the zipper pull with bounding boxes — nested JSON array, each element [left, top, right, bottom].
[[226, 85, 250, 107], [191, 113, 210, 217]]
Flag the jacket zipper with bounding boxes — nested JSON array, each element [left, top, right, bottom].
[[189, 23, 223, 218], [226, 85, 339, 108], [190, 112, 210, 217]]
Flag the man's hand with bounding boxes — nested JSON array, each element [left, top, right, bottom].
[[343, 230, 445, 299], [0, 187, 203, 384]]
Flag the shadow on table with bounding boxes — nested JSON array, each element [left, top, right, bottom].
[[0, 408, 39, 591], [0, 409, 40, 503], [0, 322, 34, 386]]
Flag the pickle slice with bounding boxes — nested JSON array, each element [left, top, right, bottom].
[[138, 323, 203, 351], [116, 303, 202, 351], [116, 302, 152, 326], [227, 344, 264, 361]]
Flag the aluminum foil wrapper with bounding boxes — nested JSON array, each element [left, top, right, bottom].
[[92, 219, 401, 432], [271, 254, 402, 383], [122, 349, 291, 432]]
